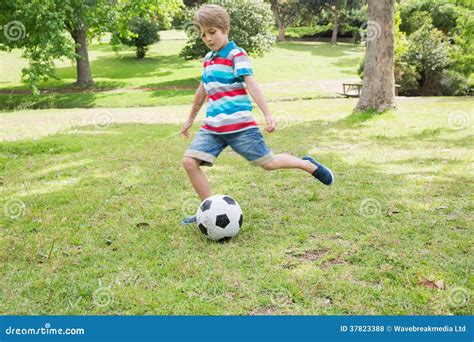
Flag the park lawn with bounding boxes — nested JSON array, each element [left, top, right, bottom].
[[0, 30, 364, 111], [0, 96, 472, 315]]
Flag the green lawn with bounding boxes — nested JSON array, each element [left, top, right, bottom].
[[1, 96, 472, 314], [0, 30, 472, 315], [0, 30, 364, 111]]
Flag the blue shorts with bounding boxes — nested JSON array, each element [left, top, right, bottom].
[[184, 127, 274, 167]]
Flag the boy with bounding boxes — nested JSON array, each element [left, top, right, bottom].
[[180, 4, 334, 224]]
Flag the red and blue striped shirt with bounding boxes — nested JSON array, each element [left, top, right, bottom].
[[201, 41, 257, 134]]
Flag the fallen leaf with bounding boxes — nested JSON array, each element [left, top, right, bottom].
[[419, 276, 445, 290], [419, 277, 437, 289], [136, 222, 150, 228]]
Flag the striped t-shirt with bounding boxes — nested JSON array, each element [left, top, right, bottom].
[[200, 40, 257, 134]]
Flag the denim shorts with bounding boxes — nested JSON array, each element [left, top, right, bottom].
[[184, 127, 274, 167]]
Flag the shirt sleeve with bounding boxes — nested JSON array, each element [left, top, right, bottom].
[[233, 49, 253, 79]]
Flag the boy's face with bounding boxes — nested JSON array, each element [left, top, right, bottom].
[[200, 26, 229, 52]]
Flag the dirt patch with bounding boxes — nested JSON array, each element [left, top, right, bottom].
[[319, 257, 348, 269], [286, 247, 330, 261]]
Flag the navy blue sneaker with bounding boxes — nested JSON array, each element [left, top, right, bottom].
[[302, 155, 335, 186], [181, 215, 197, 225]]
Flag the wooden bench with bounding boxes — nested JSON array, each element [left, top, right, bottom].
[[339, 83, 401, 97]]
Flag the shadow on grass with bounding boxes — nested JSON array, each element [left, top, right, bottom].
[[330, 56, 362, 76], [0, 93, 99, 111], [142, 77, 200, 88], [0, 81, 127, 94], [56, 54, 195, 80]]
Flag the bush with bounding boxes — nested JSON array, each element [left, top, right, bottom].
[[403, 20, 451, 95], [451, 10, 474, 77], [400, 0, 462, 36], [179, 0, 275, 60], [360, 2, 471, 96], [118, 17, 160, 59]]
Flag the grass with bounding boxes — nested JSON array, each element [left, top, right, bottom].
[[0, 30, 364, 111], [0, 30, 472, 315], [0, 96, 472, 315]]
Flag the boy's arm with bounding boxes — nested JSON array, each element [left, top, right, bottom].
[[181, 82, 207, 137], [243, 75, 276, 133]]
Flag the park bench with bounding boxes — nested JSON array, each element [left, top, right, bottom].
[[340, 83, 401, 97]]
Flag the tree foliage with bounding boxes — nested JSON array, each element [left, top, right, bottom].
[[179, 0, 275, 60], [0, 0, 183, 92], [117, 17, 160, 59]]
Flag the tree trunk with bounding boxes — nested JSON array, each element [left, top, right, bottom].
[[72, 24, 94, 86], [356, 0, 396, 112], [271, 0, 286, 42], [331, 6, 339, 44]]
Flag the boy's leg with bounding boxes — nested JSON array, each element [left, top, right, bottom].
[[262, 154, 334, 185], [225, 128, 333, 185], [181, 129, 228, 224], [182, 157, 212, 201], [260, 153, 317, 173]]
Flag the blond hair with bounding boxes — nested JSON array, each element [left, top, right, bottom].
[[194, 4, 230, 32]]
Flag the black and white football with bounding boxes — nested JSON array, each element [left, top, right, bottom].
[[196, 195, 243, 241]]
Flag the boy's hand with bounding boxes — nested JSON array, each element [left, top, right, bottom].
[[264, 114, 277, 133], [180, 119, 193, 138]]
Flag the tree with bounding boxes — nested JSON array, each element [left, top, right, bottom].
[[270, 0, 286, 41], [0, 0, 182, 92], [266, 0, 314, 42], [117, 17, 160, 59], [399, 0, 463, 36], [356, 0, 396, 111], [297, 0, 366, 44]]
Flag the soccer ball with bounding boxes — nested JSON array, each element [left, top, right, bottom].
[[196, 194, 243, 241]]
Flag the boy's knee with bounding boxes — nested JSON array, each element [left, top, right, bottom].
[[182, 157, 199, 170]]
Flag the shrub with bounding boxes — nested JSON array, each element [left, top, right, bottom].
[[179, 0, 275, 60], [118, 17, 160, 59]]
